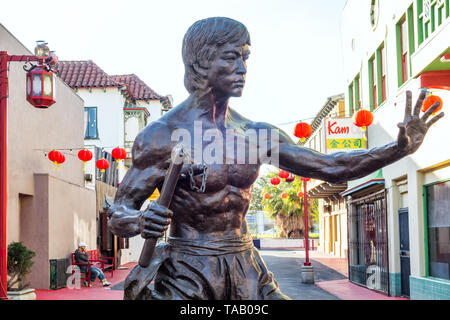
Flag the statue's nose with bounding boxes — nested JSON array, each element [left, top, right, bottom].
[[236, 59, 247, 75]]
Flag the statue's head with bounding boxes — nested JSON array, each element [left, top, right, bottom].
[[182, 17, 251, 97]]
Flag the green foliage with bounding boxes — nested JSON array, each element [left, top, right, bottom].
[[7, 242, 36, 291], [249, 175, 268, 211], [261, 171, 318, 221]]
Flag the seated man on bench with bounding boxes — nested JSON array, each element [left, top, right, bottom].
[[74, 242, 111, 287]]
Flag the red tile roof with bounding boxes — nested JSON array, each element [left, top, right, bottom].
[[57, 61, 163, 101], [111, 74, 163, 100], [57, 60, 120, 89]]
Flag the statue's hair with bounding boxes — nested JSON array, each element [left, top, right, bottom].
[[182, 17, 251, 95]]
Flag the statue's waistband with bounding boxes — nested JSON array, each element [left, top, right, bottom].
[[167, 234, 254, 256]]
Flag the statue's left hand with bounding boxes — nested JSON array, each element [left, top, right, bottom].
[[397, 89, 444, 155]]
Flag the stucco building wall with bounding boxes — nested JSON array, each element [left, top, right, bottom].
[[1, 23, 96, 289]]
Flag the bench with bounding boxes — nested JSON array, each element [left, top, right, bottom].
[[71, 249, 114, 287]]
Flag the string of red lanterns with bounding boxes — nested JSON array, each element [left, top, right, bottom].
[[42, 146, 128, 173]]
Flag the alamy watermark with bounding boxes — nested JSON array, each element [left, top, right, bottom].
[[170, 121, 280, 167]]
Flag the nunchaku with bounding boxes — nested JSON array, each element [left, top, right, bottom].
[[138, 146, 206, 268]]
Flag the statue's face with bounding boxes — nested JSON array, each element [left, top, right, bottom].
[[207, 42, 250, 98]]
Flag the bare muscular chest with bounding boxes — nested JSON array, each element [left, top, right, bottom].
[[176, 127, 260, 192]]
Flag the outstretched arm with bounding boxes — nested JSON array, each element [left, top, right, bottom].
[[273, 90, 444, 184]]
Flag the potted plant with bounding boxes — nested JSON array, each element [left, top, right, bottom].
[[7, 242, 37, 300]]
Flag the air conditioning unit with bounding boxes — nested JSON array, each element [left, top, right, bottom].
[[84, 173, 93, 182]]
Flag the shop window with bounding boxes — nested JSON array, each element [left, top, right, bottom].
[[396, 6, 415, 88], [348, 83, 354, 116], [425, 180, 450, 280], [398, 17, 409, 86], [348, 74, 361, 116], [84, 107, 98, 139], [376, 43, 387, 104]]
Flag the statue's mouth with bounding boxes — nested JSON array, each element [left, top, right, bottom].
[[232, 80, 245, 88]]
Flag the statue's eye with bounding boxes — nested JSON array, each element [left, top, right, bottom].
[[222, 55, 236, 61]]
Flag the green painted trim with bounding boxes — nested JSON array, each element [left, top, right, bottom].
[[408, 6, 415, 55], [424, 178, 450, 187], [354, 74, 360, 111], [417, 0, 424, 45], [431, 3, 436, 33], [421, 47, 450, 72], [348, 83, 354, 116], [376, 44, 383, 105], [423, 185, 429, 277], [446, 0, 449, 18], [368, 57, 375, 111], [396, 19, 404, 88]]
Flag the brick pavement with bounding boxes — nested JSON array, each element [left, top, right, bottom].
[[32, 249, 407, 300]]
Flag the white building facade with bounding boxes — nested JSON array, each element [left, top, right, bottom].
[[342, 0, 449, 298], [58, 62, 172, 265]]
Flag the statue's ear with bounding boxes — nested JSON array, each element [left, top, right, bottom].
[[192, 62, 208, 77]]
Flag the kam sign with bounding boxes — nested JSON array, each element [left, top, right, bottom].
[[323, 117, 367, 154]]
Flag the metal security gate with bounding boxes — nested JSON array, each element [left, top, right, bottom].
[[348, 189, 389, 294]]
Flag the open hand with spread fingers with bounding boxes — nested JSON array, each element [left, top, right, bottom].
[[397, 89, 445, 155]]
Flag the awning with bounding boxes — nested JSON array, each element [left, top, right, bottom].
[[307, 181, 348, 200], [341, 169, 384, 197]]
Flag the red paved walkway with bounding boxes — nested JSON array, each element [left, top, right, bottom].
[[35, 262, 137, 300], [316, 279, 408, 300]]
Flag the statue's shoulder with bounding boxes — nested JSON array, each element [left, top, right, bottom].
[[132, 120, 172, 168]]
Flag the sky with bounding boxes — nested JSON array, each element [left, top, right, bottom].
[[0, 0, 347, 139]]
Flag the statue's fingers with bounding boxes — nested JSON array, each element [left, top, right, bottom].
[[141, 230, 165, 239], [404, 90, 412, 118], [413, 88, 427, 116], [397, 123, 406, 136], [421, 101, 441, 121], [427, 112, 445, 129]]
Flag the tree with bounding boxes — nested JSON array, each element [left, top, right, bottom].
[[7, 242, 36, 291], [258, 171, 318, 238]]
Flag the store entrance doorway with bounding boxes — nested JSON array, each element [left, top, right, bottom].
[[399, 208, 410, 297]]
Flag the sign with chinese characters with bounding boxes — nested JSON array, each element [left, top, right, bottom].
[[323, 117, 367, 154]]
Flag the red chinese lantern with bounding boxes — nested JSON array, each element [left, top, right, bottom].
[[278, 170, 289, 179], [294, 122, 312, 144], [421, 94, 443, 115], [302, 177, 311, 182], [96, 158, 110, 178], [78, 149, 93, 171], [48, 149, 62, 170], [297, 191, 304, 198], [112, 147, 127, 169], [56, 153, 65, 171], [271, 177, 281, 186], [353, 109, 373, 140], [26, 65, 56, 108], [264, 193, 271, 199], [281, 192, 288, 199], [285, 173, 295, 183]]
